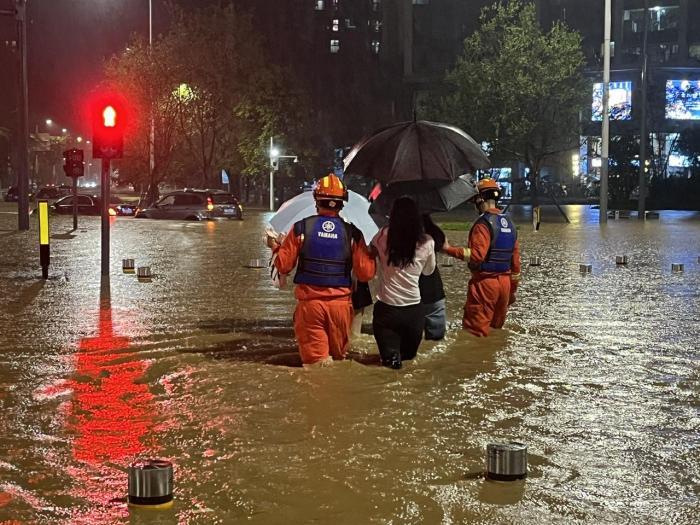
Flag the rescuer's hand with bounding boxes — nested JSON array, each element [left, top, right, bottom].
[[266, 234, 279, 250]]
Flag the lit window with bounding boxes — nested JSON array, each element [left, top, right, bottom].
[[315, 0, 324, 10], [371, 20, 382, 32], [330, 39, 340, 53], [332, 19, 339, 31], [372, 0, 381, 11], [332, 0, 339, 10], [371, 40, 380, 54], [345, 18, 356, 29], [413, 0, 429, 4]]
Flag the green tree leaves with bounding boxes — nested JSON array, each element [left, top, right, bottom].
[[436, 1, 588, 186]]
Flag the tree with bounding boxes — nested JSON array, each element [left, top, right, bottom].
[[104, 36, 183, 204], [435, 0, 588, 207]]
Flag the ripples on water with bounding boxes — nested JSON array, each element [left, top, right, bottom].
[[0, 206, 698, 524]]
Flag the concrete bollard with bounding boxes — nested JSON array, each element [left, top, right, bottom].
[[137, 266, 152, 281], [672, 263, 684, 272], [486, 442, 527, 481], [615, 255, 628, 265], [580, 264, 592, 273], [529, 256, 541, 267], [128, 459, 173, 508], [122, 259, 135, 273]]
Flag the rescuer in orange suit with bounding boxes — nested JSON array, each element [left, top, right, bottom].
[[443, 178, 521, 337], [267, 174, 376, 366]]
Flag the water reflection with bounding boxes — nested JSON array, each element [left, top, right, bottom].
[[64, 278, 159, 523]]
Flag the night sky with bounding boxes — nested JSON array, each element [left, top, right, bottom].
[[0, 0, 208, 136]]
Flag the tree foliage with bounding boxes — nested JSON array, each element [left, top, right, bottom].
[[104, 1, 314, 203], [435, 0, 588, 194]]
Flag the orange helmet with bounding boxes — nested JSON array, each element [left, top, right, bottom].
[[313, 174, 349, 202], [476, 177, 501, 201]]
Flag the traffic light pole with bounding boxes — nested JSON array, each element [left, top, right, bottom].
[[16, 0, 30, 231], [72, 176, 78, 231], [101, 158, 110, 276]]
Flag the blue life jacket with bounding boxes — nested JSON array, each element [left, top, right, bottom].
[[293, 215, 355, 287], [471, 212, 517, 273]]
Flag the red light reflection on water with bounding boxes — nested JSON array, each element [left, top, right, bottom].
[[60, 286, 160, 523], [70, 303, 156, 463]]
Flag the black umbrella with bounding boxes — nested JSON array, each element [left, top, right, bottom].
[[369, 175, 479, 219], [344, 120, 490, 188]]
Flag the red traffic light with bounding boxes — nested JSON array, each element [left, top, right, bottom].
[[102, 106, 117, 128], [92, 97, 125, 159]]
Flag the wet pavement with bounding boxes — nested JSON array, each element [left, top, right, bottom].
[[0, 202, 699, 524]]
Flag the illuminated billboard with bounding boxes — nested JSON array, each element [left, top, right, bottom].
[[665, 80, 700, 120], [592, 81, 633, 121]]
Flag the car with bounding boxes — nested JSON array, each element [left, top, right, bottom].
[[34, 185, 72, 201], [3, 185, 34, 202], [134, 189, 243, 220], [46, 195, 136, 216]]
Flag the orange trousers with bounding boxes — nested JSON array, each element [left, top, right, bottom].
[[463, 274, 512, 337], [293, 299, 353, 365]]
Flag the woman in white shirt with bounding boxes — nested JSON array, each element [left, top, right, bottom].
[[371, 197, 436, 369]]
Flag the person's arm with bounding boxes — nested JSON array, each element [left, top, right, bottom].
[[271, 227, 302, 275], [421, 239, 436, 276], [467, 223, 491, 271], [351, 230, 377, 282], [442, 241, 471, 260], [509, 239, 521, 304]]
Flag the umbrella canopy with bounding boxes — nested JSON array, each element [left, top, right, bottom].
[[269, 190, 378, 243], [369, 175, 479, 218], [343, 120, 490, 188]]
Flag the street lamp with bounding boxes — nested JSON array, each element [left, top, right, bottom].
[[45, 118, 52, 126], [62, 128, 68, 134], [268, 138, 298, 211]]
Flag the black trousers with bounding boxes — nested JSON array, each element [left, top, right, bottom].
[[372, 301, 424, 364]]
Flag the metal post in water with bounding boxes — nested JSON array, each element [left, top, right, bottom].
[[127, 459, 173, 508], [72, 175, 78, 230], [599, 0, 612, 224], [616, 255, 628, 265], [671, 263, 684, 273], [486, 442, 527, 481], [529, 256, 541, 267], [101, 158, 110, 276], [580, 264, 592, 273], [38, 200, 49, 279]]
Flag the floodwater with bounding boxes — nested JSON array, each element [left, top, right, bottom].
[[0, 204, 699, 524]]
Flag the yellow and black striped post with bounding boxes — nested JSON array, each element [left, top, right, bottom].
[[38, 200, 50, 279]]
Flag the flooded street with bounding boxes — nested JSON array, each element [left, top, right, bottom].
[[1, 205, 699, 524]]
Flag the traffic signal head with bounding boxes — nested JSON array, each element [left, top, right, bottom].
[[62, 148, 84, 178], [92, 99, 125, 159]]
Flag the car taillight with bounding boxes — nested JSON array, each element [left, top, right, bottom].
[[207, 197, 214, 211]]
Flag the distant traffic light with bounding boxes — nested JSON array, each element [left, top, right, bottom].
[[62, 148, 84, 178], [92, 100, 124, 159]]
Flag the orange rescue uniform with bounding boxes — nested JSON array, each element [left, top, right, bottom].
[[444, 208, 521, 337], [273, 210, 376, 365]]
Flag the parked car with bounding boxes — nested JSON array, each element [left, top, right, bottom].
[[3, 185, 34, 202], [34, 185, 72, 201], [43, 194, 136, 216], [135, 189, 243, 220]]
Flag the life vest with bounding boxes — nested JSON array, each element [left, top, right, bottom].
[[471, 212, 517, 273], [293, 215, 354, 287]]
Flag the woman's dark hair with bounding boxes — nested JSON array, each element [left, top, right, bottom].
[[387, 197, 424, 268], [422, 214, 445, 253]]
